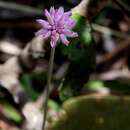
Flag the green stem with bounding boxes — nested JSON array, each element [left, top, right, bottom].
[[42, 47, 55, 130]]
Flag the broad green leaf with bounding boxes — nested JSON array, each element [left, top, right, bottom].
[[49, 95, 130, 130]]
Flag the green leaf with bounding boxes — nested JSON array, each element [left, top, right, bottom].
[[85, 80, 107, 91], [48, 100, 61, 112], [2, 102, 22, 124], [59, 84, 75, 101], [20, 74, 39, 100], [84, 80, 130, 94], [49, 95, 130, 130], [61, 14, 94, 61], [82, 27, 93, 46], [59, 14, 95, 101]]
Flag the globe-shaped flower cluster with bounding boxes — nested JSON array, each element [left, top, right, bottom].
[[36, 7, 78, 47]]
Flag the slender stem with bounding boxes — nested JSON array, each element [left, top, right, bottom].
[[42, 47, 55, 130]]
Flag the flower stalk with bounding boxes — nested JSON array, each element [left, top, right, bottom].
[[42, 47, 55, 130], [35, 6, 78, 130]]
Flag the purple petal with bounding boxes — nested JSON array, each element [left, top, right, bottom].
[[35, 29, 47, 36], [50, 33, 59, 47], [64, 11, 72, 18], [55, 7, 64, 21], [57, 7, 64, 16], [36, 19, 51, 29], [35, 29, 51, 39], [60, 34, 69, 46], [45, 9, 54, 25], [59, 11, 71, 23], [50, 7, 55, 14], [65, 19, 76, 29], [51, 30, 57, 36], [58, 13, 72, 26], [44, 31, 51, 38], [50, 7, 55, 18], [62, 29, 78, 37]]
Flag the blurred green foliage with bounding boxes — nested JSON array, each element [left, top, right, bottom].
[[48, 100, 61, 112], [85, 80, 130, 94], [1, 102, 22, 124], [59, 14, 95, 101], [20, 74, 40, 100], [49, 95, 130, 130]]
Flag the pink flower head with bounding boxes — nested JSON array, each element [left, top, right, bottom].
[[35, 7, 78, 47]]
